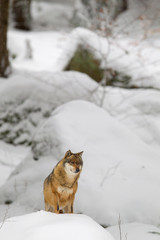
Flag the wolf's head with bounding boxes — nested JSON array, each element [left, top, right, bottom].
[[63, 150, 83, 174]]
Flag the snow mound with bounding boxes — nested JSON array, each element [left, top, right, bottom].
[[108, 222, 160, 240], [0, 211, 114, 240], [0, 71, 97, 145]]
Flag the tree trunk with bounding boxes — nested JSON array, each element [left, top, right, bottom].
[[0, 0, 10, 78], [12, 0, 32, 31]]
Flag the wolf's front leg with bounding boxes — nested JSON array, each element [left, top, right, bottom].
[[63, 200, 72, 213], [69, 194, 75, 213], [50, 192, 60, 214]]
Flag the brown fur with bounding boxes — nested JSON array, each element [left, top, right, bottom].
[[43, 150, 83, 214]]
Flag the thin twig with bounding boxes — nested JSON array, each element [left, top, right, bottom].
[[0, 206, 9, 230], [118, 214, 122, 240]]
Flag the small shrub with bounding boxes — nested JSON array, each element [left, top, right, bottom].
[[105, 68, 131, 88]]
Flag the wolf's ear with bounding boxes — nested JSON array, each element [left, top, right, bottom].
[[77, 151, 83, 157], [64, 150, 72, 158]]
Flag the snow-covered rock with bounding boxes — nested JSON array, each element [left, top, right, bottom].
[[0, 211, 114, 240], [0, 100, 160, 226]]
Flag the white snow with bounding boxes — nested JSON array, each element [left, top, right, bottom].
[[0, 141, 29, 187], [8, 31, 68, 72], [0, 211, 114, 240]]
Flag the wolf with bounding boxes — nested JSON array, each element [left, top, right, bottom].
[[43, 150, 83, 213]]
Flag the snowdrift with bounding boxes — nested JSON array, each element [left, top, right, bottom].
[[0, 211, 114, 240], [0, 100, 160, 226]]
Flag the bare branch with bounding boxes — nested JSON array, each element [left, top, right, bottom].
[[118, 214, 122, 240], [0, 206, 9, 231]]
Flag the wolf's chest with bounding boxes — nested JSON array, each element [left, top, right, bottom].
[[57, 186, 73, 196]]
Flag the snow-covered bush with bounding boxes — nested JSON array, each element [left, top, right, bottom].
[[0, 71, 97, 146], [0, 75, 52, 145]]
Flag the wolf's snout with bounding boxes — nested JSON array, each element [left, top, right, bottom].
[[75, 168, 80, 173]]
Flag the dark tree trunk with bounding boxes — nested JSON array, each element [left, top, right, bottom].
[[12, 0, 32, 31], [0, 0, 10, 78]]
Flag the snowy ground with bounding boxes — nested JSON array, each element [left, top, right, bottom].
[[108, 222, 160, 240], [0, 0, 160, 239]]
